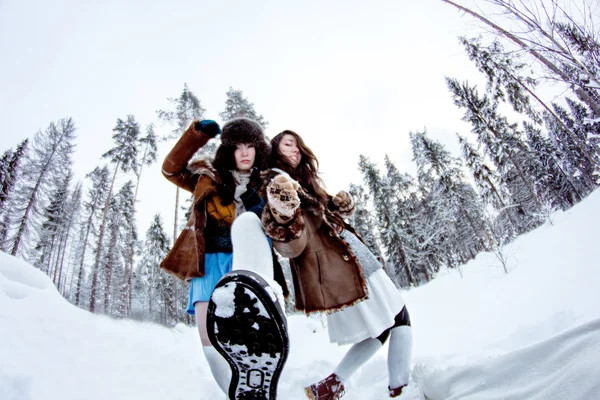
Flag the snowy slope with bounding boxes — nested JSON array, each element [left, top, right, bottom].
[[2, 190, 600, 400]]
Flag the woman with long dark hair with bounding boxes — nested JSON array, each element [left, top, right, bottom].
[[261, 130, 413, 399]]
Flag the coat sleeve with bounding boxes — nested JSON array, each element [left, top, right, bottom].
[[161, 121, 212, 193]]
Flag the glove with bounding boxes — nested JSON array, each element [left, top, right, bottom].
[[240, 188, 266, 217], [267, 175, 300, 224], [331, 190, 355, 217], [194, 119, 221, 138]]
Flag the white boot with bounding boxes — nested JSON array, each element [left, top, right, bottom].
[[388, 325, 413, 390]]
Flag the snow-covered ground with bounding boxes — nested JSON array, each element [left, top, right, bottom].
[[2, 191, 600, 400]]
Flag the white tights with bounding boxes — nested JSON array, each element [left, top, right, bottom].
[[333, 325, 413, 389]]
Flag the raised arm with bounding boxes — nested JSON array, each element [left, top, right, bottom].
[[162, 120, 221, 192]]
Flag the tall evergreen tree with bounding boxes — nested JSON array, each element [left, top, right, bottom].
[[114, 181, 137, 318], [137, 214, 170, 323], [457, 133, 519, 238], [33, 171, 72, 275], [122, 123, 158, 316], [442, 0, 600, 115], [54, 182, 82, 295], [74, 166, 110, 308], [157, 83, 207, 140], [347, 183, 384, 262], [90, 115, 140, 312], [446, 78, 543, 225], [524, 122, 583, 210], [0, 139, 29, 250], [359, 155, 417, 287], [219, 87, 269, 128], [9, 118, 76, 258]]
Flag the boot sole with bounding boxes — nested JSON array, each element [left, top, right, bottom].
[[207, 270, 289, 400]]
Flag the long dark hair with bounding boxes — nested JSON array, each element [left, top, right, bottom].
[[213, 144, 267, 205], [269, 130, 329, 206]]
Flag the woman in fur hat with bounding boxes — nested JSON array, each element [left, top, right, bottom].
[[260, 130, 413, 399], [160, 118, 289, 398]]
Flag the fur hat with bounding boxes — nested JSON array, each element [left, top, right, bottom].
[[213, 117, 270, 171]]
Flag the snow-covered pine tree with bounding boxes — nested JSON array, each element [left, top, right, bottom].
[[136, 214, 170, 323], [0, 139, 29, 251], [460, 35, 598, 169], [9, 118, 76, 258], [121, 123, 158, 317], [32, 171, 72, 276], [113, 181, 136, 318], [524, 122, 584, 210], [219, 87, 269, 128], [442, 0, 600, 115], [546, 101, 599, 193], [410, 130, 467, 274], [359, 155, 416, 287], [457, 133, 519, 239], [446, 78, 543, 230], [73, 166, 110, 308], [157, 83, 207, 140], [459, 36, 541, 123], [90, 115, 140, 313], [55, 182, 82, 296], [348, 183, 384, 262]]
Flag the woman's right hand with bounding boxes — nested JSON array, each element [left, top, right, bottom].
[[267, 175, 300, 224]]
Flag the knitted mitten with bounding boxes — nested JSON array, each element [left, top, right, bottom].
[[267, 175, 300, 225], [332, 190, 355, 218]]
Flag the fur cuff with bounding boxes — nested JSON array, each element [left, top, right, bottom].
[[262, 205, 304, 242]]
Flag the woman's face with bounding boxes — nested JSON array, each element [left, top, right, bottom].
[[234, 143, 256, 172], [278, 134, 301, 168]]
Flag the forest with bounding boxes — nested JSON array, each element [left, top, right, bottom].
[[1, 0, 598, 326]]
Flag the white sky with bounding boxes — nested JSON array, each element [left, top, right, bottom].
[[1, 183, 599, 399], [1, 0, 489, 236]]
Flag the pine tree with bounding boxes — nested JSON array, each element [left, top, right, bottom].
[[442, 0, 600, 115], [457, 133, 519, 238], [33, 171, 72, 276], [137, 214, 170, 323], [157, 84, 208, 320], [524, 122, 583, 210], [74, 166, 110, 308], [121, 123, 158, 317], [114, 181, 136, 318], [359, 155, 417, 287], [90, 115, 140, 313], [55, 182, 82, 295], [0, 139, 29, 250], [157, 83, 207, 140], [348, 183, 384, 262], [219, 87, 269, 128], [446, 78, 543, 226], [9, 118, 76, 258]]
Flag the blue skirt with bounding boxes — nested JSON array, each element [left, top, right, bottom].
[[186, 252, 233, 315]]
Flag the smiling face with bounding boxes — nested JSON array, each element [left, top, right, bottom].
[[277, 133, 301, 168], [234, 143, 256, 172]]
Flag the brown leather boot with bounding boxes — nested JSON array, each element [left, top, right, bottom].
[[304, 373, 345, 400], [389, 384, 407, 398]]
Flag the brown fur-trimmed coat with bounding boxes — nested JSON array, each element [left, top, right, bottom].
[[259, 169, 368, 315], [159, 124, 289, 299]]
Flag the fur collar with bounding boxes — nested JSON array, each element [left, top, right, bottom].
[[188, 156, 220, 184]]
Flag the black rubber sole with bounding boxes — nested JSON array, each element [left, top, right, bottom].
[[207, 270, 289, 400]]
